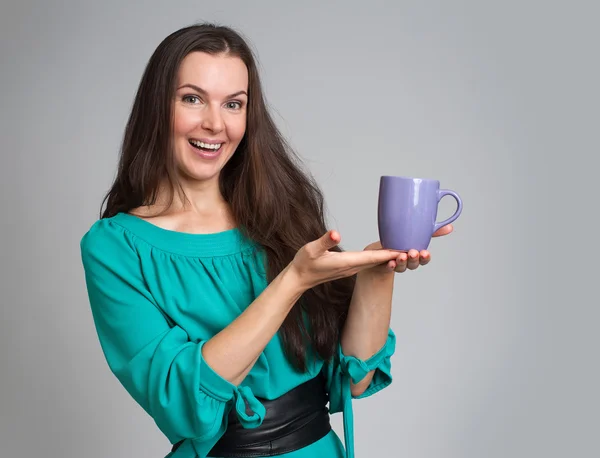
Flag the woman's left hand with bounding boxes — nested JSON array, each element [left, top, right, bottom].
[[363, 224, 454, 274]]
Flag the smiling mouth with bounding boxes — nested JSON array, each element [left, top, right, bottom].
[[188, 139, 224, 152]]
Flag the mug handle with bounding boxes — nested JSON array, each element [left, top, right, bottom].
[[434, 189, 463, 233]]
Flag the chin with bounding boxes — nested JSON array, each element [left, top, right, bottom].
[[184, 156, 229, 178], [175, 151, 234, 184], [181, 168, 221, 183]]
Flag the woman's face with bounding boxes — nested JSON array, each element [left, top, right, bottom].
[[172, 52, 248, 186]]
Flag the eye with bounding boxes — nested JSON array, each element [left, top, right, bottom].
[[225, 101, 243, 110], [182, 95, 201, 104]]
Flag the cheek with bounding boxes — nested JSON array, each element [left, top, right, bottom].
[[230, 117, 246, 142], [173, 109, 197, 136]]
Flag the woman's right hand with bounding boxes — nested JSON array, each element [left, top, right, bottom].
[[287, 230, 401, 291]]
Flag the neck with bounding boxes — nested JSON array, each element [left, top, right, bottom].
[[155, 177, 234, 223]]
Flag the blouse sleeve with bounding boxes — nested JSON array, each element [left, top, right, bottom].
[[323, 328, 396, 458], [80, 221, 265, 458], [325, 328, 396, 412]]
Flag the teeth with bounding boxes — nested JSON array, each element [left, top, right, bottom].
[[190, 140, 222, 150]]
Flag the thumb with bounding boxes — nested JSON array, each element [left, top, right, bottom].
[[318, 229, 341, 252]]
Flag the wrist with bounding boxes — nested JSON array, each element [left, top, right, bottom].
[[357, 269, 395, 285], [280, 263, 309, 298]]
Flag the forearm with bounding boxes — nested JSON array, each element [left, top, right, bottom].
[[341, 271, 394, 395], [202, 264, 305, 386]]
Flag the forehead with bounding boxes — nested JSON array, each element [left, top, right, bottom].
[[177, 52, 248, 95]]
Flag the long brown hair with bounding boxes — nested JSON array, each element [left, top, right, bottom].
[[101, 23, 355, 372]]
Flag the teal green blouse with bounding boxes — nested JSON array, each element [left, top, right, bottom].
[[80, 213, 396, 458]]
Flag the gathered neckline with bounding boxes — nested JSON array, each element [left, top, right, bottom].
[[109, 212, 259, 257]]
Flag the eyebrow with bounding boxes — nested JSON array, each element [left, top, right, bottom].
[[177, 83, 248, 99]]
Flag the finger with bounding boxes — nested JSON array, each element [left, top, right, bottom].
[[397, 252, 408, 264], [419, 250, 431, 265], [349, 249, 402, 268], [394, 252, 407, 273], [433, 224, 453, 237], [407, 249, 420, 270]]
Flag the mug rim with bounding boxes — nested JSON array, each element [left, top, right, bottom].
[[381, 175, 440, 183]]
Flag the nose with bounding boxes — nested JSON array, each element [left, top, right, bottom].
[[201, 104, 224, 133]]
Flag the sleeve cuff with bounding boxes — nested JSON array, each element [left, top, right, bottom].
[[198, 341, 266, 429], [198, 341, 237, 402], [338, 328, 396, 398]]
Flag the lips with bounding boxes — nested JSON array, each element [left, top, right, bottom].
[[188, 139, 224, 159], [189, 138, 223, 150]]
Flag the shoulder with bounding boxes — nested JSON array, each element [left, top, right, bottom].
[[79, 214, 151, 294], [80, 214, 137, 265]]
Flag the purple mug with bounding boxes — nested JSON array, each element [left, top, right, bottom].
[[378, 175, 463, 251]]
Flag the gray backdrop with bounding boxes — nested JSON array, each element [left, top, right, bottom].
[[1, 0, 598, 457]]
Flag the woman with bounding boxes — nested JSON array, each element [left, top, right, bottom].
[[80, 23, 452, 458]]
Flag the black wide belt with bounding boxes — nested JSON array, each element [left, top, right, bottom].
[[171, 374, 331, 457]]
